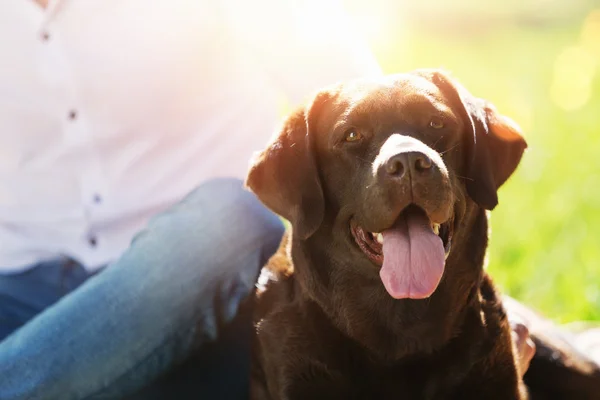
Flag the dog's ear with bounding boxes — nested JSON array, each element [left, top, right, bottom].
[[416, 69, 527, 210], [468, 101, 528, 209], [245, 92, 330, 239]]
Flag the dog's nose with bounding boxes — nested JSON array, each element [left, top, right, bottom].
[[385, 152, 433, 178], [414, 154, 433, 172]]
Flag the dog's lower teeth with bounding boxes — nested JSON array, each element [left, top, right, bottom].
[[432, 223, 440, 235], [376, 233, 383, 244]]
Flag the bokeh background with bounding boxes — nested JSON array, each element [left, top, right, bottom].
[[341, 0, 600, 323]]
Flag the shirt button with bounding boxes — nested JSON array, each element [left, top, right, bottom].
[[40, 31, 50, 41], [88, 236, 98, 247], [68, 110, 77, 120], [93, 194, 102, 204]]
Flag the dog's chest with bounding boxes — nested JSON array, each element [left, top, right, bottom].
[[324, 357, 464, 400], [271, 330, 472, 400]]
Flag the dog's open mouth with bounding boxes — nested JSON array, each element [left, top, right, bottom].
[[350, 205, 454, 299]]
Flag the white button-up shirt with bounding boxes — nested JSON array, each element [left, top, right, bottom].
[[0, 0, 381, 272]]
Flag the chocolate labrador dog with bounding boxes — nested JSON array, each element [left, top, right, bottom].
[[245, 69, 593, 399]]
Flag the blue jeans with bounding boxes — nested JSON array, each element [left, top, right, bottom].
[[0, 178, 284, 400]]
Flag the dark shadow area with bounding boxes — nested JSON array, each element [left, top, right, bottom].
[[125, 300, 254, 400]]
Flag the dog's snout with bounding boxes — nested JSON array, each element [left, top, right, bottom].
[[384, 152, 433, 179], [373, 135, 450, 219]]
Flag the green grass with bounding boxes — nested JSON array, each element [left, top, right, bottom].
[[363, 7, 600, 323]]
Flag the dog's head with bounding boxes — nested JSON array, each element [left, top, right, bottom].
[[247, 70, 526, 303]]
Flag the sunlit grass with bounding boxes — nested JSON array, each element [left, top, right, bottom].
[[361, 9, 600, 323]]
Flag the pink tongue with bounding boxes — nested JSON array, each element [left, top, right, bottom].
[[379, 212, 445, 299]]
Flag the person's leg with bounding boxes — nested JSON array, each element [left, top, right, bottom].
[[125, 293, 257, 400], [0, 258, 90, 341], [0, 178, 284, 400]]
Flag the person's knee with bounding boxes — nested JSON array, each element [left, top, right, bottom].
[[107, 178, 284, 346], [182, 178, 247, 208], [145, 177, 284, 281], [169, 178, 284, 332], [184, 177, 283, 249]]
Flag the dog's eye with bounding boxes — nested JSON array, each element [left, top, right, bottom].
[[429, 118, 444, 129], [344, 129, 363, 142]]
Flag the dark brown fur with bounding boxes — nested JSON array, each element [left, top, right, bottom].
[[247, 70, 530, 399]]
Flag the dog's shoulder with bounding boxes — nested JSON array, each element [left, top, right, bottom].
[[254, 230, 295, 318], [453, 274, 527, 399]]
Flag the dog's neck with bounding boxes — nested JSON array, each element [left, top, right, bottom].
[[290, 207, 490, 362]]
